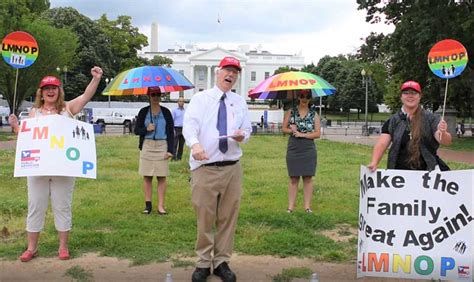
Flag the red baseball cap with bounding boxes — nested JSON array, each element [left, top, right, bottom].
[[218, 56, 241, 71], [400, 81, 421, 93], [39, 76, 61, 88]]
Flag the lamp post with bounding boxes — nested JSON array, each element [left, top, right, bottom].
[[56, 66, 68, 85], [361, 69, 370, 136], [105, 78, 110, 108]]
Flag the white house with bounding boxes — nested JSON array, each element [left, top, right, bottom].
[[140, 44, 305, 100]]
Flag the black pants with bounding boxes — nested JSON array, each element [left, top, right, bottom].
[[174, 127, 185, 160]]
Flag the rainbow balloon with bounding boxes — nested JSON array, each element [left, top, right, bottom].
[[1, 31, 39, 69], [427, 39, 468, 79]]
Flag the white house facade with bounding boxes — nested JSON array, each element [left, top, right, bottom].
[[140, 45, 305, 100]]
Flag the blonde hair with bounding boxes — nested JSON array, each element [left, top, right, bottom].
[[34, 87, 66, 111]]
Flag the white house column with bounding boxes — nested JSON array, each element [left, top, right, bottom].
[[189, 64, 194, 87], [206, 65, 212, 89], [240, 66, 246, 98], [187, 64, 195, 99]]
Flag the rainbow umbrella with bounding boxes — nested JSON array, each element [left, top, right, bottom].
[[103, 66, 194, 96], [248, 71, 336, 99]]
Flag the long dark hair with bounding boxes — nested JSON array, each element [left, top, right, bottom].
[[407, 105, 422, 169]]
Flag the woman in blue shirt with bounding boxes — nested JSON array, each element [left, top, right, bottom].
[[282, 90, 321, 213], [134, 88, 174, 215]]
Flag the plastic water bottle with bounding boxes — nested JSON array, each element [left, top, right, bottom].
[[310, 272, 319, 282], [164, 273, 173, 282]]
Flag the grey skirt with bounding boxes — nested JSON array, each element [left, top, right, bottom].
[[139, 139, 169, 177], [286, 136, 317, 177]]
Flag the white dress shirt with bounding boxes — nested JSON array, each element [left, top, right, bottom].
[[183, 86, 252, 170]]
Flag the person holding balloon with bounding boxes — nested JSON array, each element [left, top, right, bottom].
[[8, 66, 103, 262], [367, 81, 452, 172]]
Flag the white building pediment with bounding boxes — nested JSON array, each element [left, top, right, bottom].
[[189, 47, 247, 66]]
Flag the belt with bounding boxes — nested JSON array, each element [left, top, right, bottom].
[[203, 160, 239, 167]]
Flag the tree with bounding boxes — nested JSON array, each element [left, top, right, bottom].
[[96, 14, 148, 73], [146, 55, 173, 67], [273, 66, 299, 75], [41, 7, 115, 102], [0, 1, 77, 115], [358, 0, 474, 116], [356, 32, 387, 64]]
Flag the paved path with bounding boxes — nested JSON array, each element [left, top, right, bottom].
[[322, 134, 474, 165], [0, 140, 15, 150]]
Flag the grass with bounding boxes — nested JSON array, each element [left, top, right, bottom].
[[441, 136, 474, 151], [0, 131, 15, 142], [0, 135, 473, 265]]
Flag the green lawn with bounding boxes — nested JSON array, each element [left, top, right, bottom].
[[442, 136, 474, 151], [0, 131, 15, 142], [0, 135, 472, 265]]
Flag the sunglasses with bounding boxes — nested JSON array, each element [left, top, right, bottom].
[[299, 95, 311, 99], [149, 93, 161, 97], [401, 90, 419, 95]]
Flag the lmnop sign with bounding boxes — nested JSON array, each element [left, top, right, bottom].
[[428, 39, 468, 79], [1, 31, 39, 69]]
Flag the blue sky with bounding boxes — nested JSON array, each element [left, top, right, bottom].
[[50, 0, 394, 64]]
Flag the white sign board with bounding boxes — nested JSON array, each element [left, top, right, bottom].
[[357, 166, 473, 280], [14, 115, 96, 179]]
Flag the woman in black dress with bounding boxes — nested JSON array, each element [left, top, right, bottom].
[[282, 89, 321, 213]]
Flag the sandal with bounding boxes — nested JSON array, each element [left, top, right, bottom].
[[287, 209, 293, 213], [19, 249, 38, 262], [157, 210, 168, 215], [305, 208, 313, 213], [58, 248, 70, 260]]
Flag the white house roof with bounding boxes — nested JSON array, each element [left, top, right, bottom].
[[188, 46, 247, 62]]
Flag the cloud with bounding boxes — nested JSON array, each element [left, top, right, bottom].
[[50, 0, 394, 64]]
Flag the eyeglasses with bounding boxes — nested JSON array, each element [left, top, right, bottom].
[[401, 90, 419, 95], [299, 95, 311, 99]]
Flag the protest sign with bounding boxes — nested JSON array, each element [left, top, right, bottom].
[[1, 31, 39, 69], [428, 39, 468, 79], [14, 115, 96, 179], [357, 166, 473, 280]]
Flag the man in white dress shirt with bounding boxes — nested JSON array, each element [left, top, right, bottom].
[[183, 56, 251, 282]]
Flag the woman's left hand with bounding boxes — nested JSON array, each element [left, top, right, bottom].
[[165, 152, 173, 160]]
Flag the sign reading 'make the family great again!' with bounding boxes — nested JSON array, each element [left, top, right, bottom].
[[357, 166, 473, 281], [14, 115, 96, 179]]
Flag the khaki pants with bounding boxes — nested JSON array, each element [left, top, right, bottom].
[[26, 176, 75, 232], [191, 162, 242, 268]]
